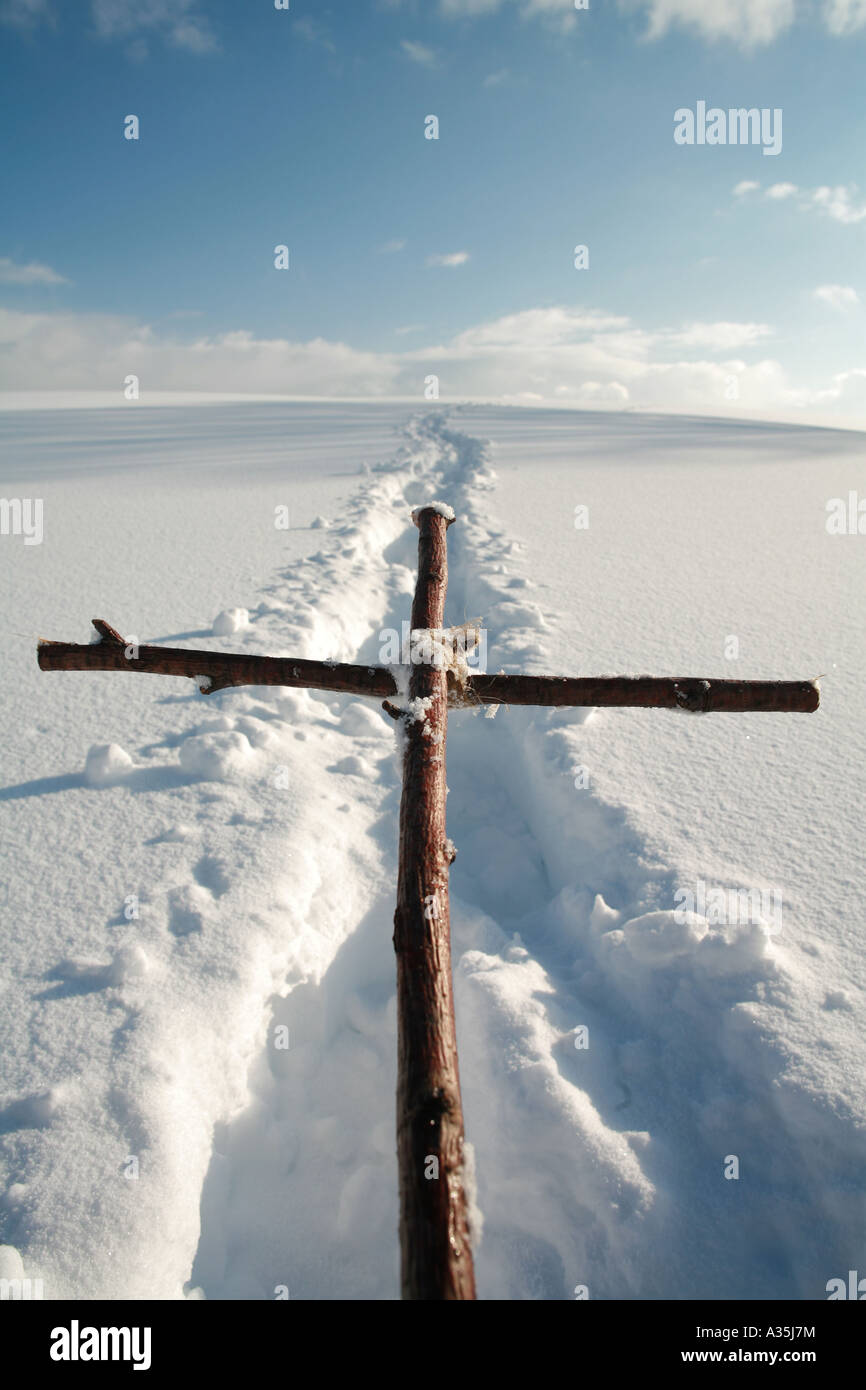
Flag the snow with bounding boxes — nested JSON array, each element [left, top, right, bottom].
[[0, 1245, 25, 1281], [212, 608, 249, 637], [411, 500, 455, 524], [1, 401, 864, 1301], [178, 730, 257, 781], [83, 742, 134, 786]]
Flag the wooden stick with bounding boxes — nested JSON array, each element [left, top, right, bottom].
[[38, 629, 396, 699], [38, 627, 820, 713], [393, 506, 477, 1301], [468, 673, 820, 714]]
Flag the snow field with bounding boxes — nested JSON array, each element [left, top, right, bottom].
[[0, 404, 863, 1299]]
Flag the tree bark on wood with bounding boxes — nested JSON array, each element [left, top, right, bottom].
[[392, 507, 477, 1301], [37, 626, 396, 698], [38, 629, 820, 714], [466, 673, 820, 714]]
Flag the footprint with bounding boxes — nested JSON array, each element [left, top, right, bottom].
[[146, 823, 196, 845], [168, 884, 211, 937], [193, 855, 231, 899], [0, 1089, 61, 1132]]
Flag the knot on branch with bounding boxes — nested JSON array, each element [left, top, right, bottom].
[[674, 679, 712, 714], [405, 1087, 457, 1132]]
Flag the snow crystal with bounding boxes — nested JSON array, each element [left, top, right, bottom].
[[83, 742, 134, 787], [405, 695, 435, 726]]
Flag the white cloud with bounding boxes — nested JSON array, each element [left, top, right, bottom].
[[439, 0, 512, 12], [400, 39, 438, 67], [436, 0, 795, 45], [447, 306, 628, 351], [800, 364, 866, 421], [166, 18, 216, 54], [430, 0, 866, 44], [1, 301, 861, 425], [426, 251, 470, 267], [11, 0, 866, 48], [824, 0, 866, 33], [405, 313, 806, 417], [668, 322, 772, 349], [0, 309, 401, 397], [624, 0, 796, 46], [810, 366, 866, 408], [95, 0, 214, 49], [2, 0, 218, 50], [438, 0, 574, 17], [0, 256, 68, 285], [625, 0, 866, 44], [810, 185, 866, 224], [734, 181, 866, 224], [1, 0, 52, 26], [813, 284, 860, 311], [294, 17, 336, 53], [379, 239, 407, 254], [483, 68, 511, 87]]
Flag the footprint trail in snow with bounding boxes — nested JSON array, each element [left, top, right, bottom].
[[185, 413, 860, 1301], [2, 409, 862, 1302]]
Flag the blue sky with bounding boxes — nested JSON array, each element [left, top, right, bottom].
[[1, 0, 865, 424]]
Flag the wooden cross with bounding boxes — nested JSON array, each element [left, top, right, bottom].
[[37, 503, 819, 1302]]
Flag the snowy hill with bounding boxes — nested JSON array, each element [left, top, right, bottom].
[[1, 402, 864, 1300]]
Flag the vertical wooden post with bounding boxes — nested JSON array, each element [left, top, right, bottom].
[[393, 505, 477, 1301]]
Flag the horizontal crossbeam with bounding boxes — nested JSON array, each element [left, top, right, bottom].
[[37, 621, 820, 713]]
